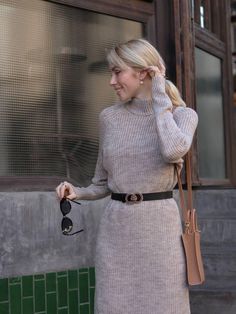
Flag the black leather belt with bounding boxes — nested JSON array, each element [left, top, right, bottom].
[[111, 191, 173, 204]]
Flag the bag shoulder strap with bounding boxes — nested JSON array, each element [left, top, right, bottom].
[[186, 151, 193, 211], [175, 151, 194, 224], [175, 164, 188, 223]]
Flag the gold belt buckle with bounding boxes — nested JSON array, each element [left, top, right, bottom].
[[125, 193, 143, 204]]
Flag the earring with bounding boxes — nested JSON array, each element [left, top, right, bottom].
[[140, 80, 144, 85]]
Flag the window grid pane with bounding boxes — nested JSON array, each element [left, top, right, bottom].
[[0, 0, 143, 186]]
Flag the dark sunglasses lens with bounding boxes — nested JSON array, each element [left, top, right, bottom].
[[61, 217, 73, 234], [60, 199, 71, 215]]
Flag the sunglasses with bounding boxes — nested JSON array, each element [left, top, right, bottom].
[[60, 198, 84, 236]]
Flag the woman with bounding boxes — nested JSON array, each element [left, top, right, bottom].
[[56, 38, 198, 314]]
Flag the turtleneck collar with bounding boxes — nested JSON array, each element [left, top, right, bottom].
[[124, 98, 154, 116]]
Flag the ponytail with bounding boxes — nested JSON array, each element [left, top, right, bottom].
[[165, 80, 186, 107]]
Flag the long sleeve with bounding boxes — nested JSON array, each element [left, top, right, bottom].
[[152, 75, 198, 163], [74, 111, 111, 200]]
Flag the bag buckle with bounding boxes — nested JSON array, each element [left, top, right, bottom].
[[125, 193, 143, 204]]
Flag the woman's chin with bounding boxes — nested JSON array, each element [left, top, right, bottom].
[[118, 94, 130, 102]]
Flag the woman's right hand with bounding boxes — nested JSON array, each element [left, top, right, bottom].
[[56, 181, 78, 200], [145, 65, 166, 78]]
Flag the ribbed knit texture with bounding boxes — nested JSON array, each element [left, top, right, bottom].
[[75, 75, 198, 314]]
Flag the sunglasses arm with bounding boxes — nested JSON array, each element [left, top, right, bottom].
[[63, 228, 84, 236], [67, 198, 81, 205]]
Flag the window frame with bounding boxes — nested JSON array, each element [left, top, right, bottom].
[[173, 0, 235, 188], [0, 0, 156, 191], [194, 0, 222, 38], [194, 28, 232, 186]]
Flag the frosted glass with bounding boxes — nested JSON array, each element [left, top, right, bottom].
[[195, 48, 226, 179]]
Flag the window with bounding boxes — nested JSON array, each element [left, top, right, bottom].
[[0, 0, 149, 190], [193, 0, 222, 38], [232, 0, 236, 107], [173, 0, 234, 185], [195, 48, 226, 179], [192, 0, 233, 185]]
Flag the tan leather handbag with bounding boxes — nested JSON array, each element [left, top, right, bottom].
[[175, 153, 205, 286]]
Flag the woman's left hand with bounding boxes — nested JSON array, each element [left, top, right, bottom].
[[145, 65, 166, 78]]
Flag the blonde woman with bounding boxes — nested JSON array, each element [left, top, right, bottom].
[[56, 38, 198, 314]]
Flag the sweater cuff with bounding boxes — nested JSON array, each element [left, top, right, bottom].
[[152, 75, 173, 112], [152, 75, 166, 94]]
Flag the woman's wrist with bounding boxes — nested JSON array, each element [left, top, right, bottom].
[[152, 75, 166, 93], [152, 75, 173, 111], [153, 73, 165, 79]]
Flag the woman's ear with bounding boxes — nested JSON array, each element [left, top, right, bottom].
[[139, 69, 150, 80]]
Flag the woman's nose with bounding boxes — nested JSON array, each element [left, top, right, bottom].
[[110, 74, 116, 86]]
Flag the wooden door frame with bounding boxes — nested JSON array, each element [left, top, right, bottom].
[[173, 0, 235, 187]]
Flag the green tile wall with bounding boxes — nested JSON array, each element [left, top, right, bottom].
[[0, 267, 95, 314]]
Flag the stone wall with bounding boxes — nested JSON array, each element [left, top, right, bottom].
[[190, 189, 236, 314], [1, 189, 236, 313], [0, 192, 109, 277]]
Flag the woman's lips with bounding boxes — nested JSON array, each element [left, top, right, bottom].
[[115, 87, 122, 94]]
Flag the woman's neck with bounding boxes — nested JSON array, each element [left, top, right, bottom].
[[134, 78, 152, 101]]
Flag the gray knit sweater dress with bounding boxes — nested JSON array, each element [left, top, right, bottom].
[[75, 75, 198, 314]]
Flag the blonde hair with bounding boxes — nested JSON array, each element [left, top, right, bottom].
[[106, 38, 186, 107]]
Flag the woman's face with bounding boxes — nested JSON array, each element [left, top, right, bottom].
[[109, 66, 141, 101]]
